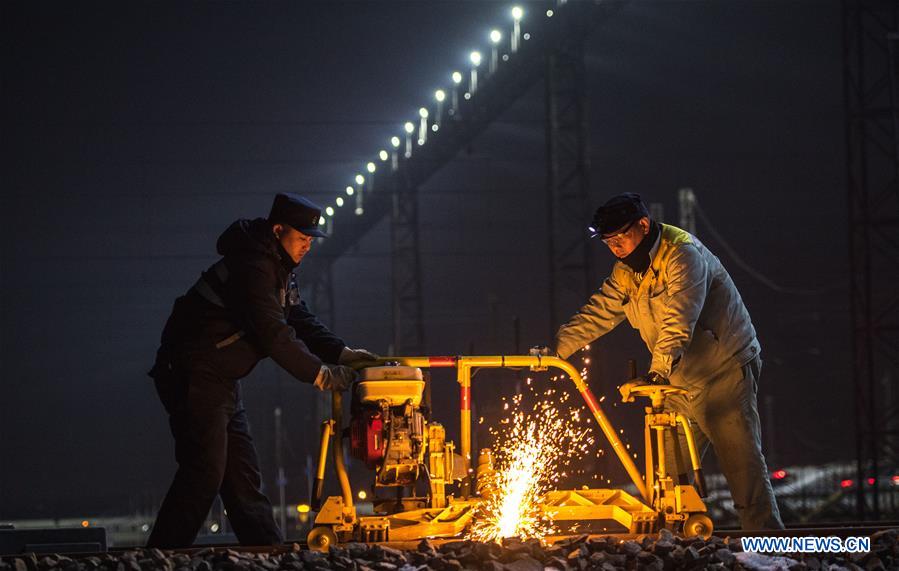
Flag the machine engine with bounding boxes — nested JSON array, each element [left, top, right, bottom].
[[349, 366, 433, 488]]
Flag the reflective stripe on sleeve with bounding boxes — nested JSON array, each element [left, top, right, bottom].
[[215, 330, 246, 349]]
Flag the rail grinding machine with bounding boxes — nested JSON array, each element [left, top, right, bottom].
[[307, 355, 712, 549]]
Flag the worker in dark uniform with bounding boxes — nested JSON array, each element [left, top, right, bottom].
[[147, 193, 377, 548], [553, 193, 783, 530]]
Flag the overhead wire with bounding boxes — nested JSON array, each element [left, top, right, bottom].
[[693, 200, 844, 296]]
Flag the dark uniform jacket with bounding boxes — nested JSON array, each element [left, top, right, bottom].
[[150, 218, 345, 384]]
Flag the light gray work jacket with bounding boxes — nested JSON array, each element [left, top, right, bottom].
[[555, 224, 760, 388]]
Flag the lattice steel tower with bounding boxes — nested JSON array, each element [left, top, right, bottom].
[[544, 7, 594, 336], [843, 0, 899, 520]]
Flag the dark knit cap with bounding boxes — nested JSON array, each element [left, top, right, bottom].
[[588, 192, 651, 238]]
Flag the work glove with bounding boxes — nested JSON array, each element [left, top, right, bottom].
[[642, 371, 669, 385], [313, 364, 358, 392], [529, 345, 559, 357], [619, 372, 669, 402], [338, 347, 380, 365]]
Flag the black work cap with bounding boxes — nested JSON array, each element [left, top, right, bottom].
[[268, 193, 328, 238], [588, 193, 651, 238]]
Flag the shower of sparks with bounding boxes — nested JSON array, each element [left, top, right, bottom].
[[468, 350, 597, 544]]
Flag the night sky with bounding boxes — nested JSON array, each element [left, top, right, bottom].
[[1, 1, 848, 519]]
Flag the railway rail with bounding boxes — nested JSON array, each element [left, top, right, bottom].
[[1, 522, 895, 558]]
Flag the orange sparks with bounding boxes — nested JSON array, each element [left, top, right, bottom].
[[469, 387, 593, 543]]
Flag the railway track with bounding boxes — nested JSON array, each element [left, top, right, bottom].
[[2, 521, 891, 557]]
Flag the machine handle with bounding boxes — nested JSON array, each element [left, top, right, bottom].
[[311, 420, 333, 511], [311, 478, 325, 511], [693, 468, 708, 498]]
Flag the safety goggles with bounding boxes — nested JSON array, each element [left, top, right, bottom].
[[596, 219, 637, 245]]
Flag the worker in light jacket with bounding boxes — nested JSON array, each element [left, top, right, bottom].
[[147, 193, 378, 547], [553, 192, 783, 530]]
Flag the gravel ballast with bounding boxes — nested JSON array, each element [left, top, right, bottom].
[[1, 529, 897, 571]]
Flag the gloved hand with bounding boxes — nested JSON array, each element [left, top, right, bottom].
[[619, 372, 669, 402], [529, 345, 559, 357], [313, 364, 358, 392], [338, 347, 380, 365], [642, 371, 669, 385]]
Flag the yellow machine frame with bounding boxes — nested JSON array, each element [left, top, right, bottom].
[[307, 355, 711, 548]]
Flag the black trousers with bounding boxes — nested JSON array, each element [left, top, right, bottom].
[[147, 356, 282, 548]]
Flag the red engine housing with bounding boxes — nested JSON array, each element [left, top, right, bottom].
[[350, 409, 385, 468]]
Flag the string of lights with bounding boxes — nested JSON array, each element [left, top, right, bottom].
[[316, 5, 542, 238]]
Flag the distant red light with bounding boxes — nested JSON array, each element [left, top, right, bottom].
[[892, 475, 899, 485], [840, 479, 853, 488], [772, 469, 787, 480], [867, 477, 876, 485]]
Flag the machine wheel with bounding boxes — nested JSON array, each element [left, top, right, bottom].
[[682, 513, 714, 539], [306, 526, 339, 552]]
